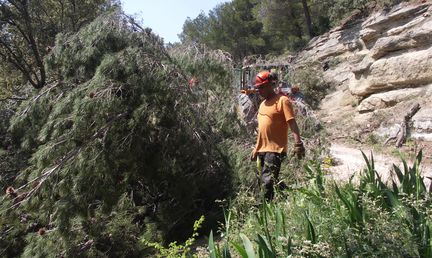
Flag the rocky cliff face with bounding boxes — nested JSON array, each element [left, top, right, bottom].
[[295, 2, 432, 142]]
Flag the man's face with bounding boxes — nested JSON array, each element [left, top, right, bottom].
[[256, 83, 272, 99]]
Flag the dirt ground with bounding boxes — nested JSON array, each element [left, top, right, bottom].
[[317, 98, 432, 186], [328, 141, 432, 187]]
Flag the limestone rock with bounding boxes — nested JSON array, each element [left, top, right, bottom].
[[413, 107, 432, 141], [350, 47, 432, 96], [357, 85, 432, 113], [294, 2, 432, 141], [370, 19, 432, 59]]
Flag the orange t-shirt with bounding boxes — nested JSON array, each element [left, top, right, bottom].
[[255, 94, 295, 154]]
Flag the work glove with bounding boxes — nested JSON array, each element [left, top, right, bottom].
[[293, 142, 305, 159], [250, 149, 257, 161]]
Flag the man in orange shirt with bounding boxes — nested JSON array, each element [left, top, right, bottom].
[[251, 71, 305, 200]]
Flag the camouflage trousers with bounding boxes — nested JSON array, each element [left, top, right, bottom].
[[257, 152, 286, 201]]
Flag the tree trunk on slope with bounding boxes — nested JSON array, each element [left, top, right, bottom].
[[301, 0, 314, 38]]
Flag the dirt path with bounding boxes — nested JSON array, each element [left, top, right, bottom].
[[328, 143, 432, 186]]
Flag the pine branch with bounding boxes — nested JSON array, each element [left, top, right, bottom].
[[20, 80, 62, 114], [2, 111, 130, 211], [125, 14, 188, 83], [0, 95, 27, 101], [4, 148, 79, 211]]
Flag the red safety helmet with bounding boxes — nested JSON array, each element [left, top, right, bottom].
[[254, 71, 271, 88]]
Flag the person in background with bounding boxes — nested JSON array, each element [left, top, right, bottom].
[[250, 70, 305, 200]]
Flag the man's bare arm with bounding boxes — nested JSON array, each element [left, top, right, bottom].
[[288, 119, 302, 144]]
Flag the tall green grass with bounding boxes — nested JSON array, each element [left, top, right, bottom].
[[208, 150, 431, 257]]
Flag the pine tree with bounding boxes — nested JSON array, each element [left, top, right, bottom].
[[1, 11, 241, 257]]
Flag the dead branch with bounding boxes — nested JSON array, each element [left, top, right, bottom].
[[383, 103, 421, 148], [21, 81, 62, 114], [395, 103, 421, 147], [0, 96, 28, 102], [383, 126, 400, 146]]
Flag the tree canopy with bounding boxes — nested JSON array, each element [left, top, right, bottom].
[[179, 0, 406, 61], [181, 0, 268, 62], [0, 0, 119, 89]]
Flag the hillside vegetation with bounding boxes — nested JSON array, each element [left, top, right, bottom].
[[1, 0, 429, 257]]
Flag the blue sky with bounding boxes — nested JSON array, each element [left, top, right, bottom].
[[121, 0, 230, 44]]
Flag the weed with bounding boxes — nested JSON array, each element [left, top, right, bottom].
[[143, 216, 205, 258]]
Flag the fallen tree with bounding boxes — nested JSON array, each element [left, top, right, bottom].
[[1, 11, 242, 257]]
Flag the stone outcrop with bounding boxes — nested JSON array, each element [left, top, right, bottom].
[[412, 107, 432, 141], [295, 1, 432, 141], [357, 84, 432, 113]]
